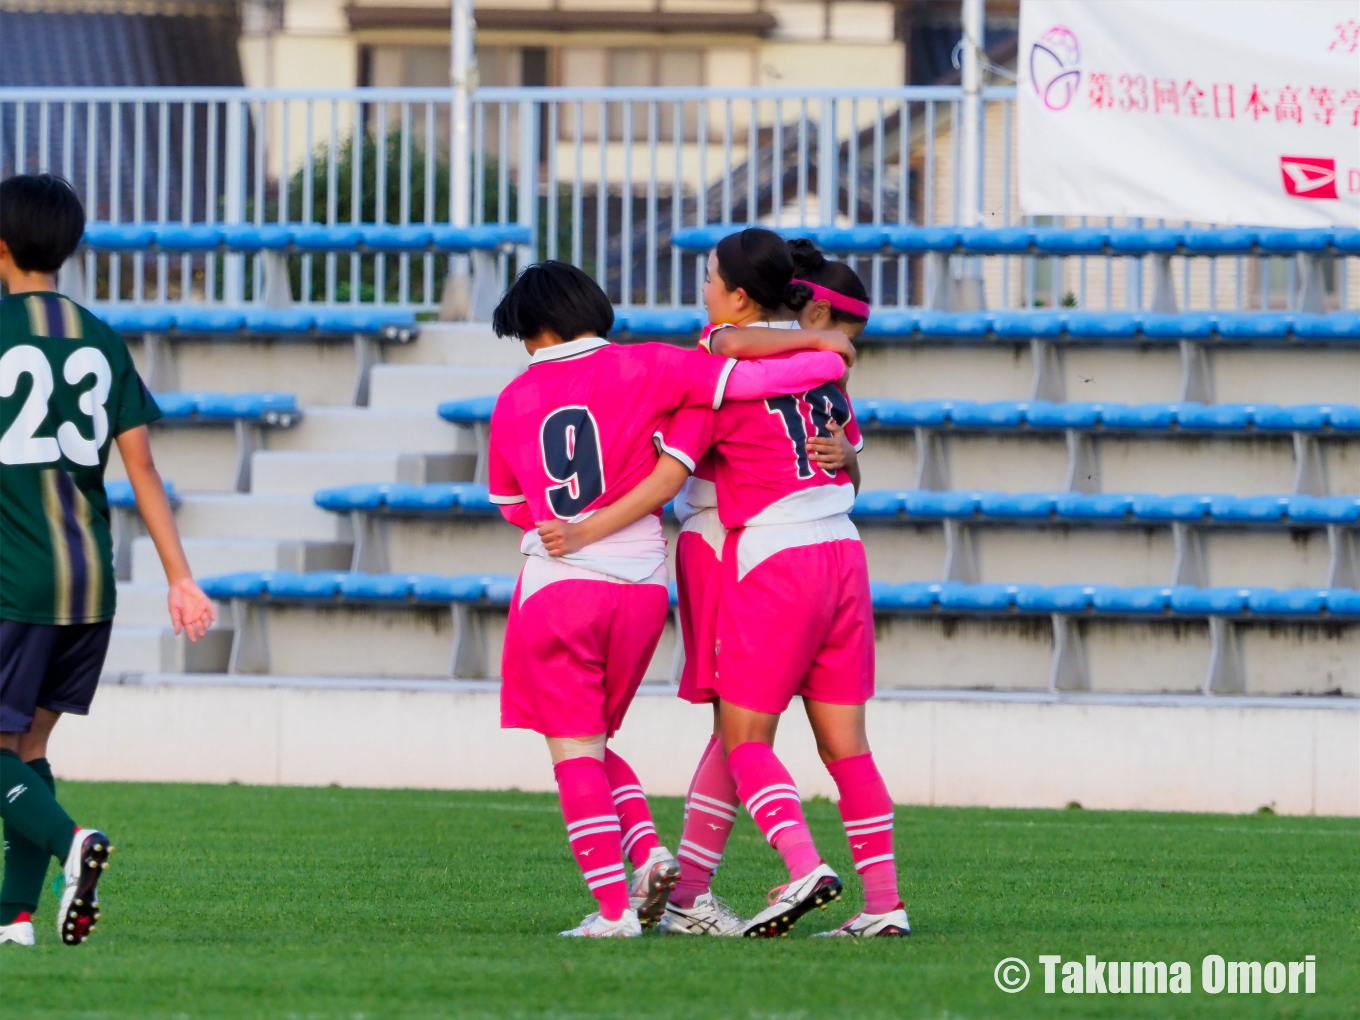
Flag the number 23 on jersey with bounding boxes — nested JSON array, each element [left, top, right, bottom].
[[0, 344, 114, 467]]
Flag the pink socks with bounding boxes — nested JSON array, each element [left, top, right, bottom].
[[826, 752, 900, 915], [602, 749, 661, 869], [672, 735, 739, 908], [727, 741, 821, 882], [553, 756, 630, 920]]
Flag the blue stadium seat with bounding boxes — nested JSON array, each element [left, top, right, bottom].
[[1247, 588, 1328, 615], [267, 571, 347, 599], [1096, 403, 1180, 430], [1052, 493, 1135, 519], [242, 308, 317, 334], [1180, 227, 1258, 253], [1208, 495, 1291, 522], [936, 582, 1017, 611], [1140, 312, 1219, 339], [1285, 495, 1360, 524], [290, 225, 364, 251], [200, 572, 270, 599], [105, 479, 177, 506], [614, 308, 706, 336], [988, 310, 1066, 338], [916, 310, 991, 338], [337, 573, 419, 601], [83, 223, 157, 250], [1033, 227, 1111, 254], [851, 491, 904, 518], [903, 490, 982, 518], [884, 226, 963, 252], [1128, 493, 1214, 521], [1090, 586, 1175, 614], [1023, 401, 1105, 428], [1106, 227, 1184, 254], [361, 225, 434, 251], [1168, 586, 1252, 614], [1327, 589, 1360, 615], [1256, 228, 1333, 253], [438, 396, 497, 424], [975, 491, 1058, 518]]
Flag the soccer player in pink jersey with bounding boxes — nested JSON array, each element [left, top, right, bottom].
[[485, 261, 848, 937], [540, 232, 908, 938]]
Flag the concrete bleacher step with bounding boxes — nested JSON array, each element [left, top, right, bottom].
[[271, 407, 473, 453], [103, 625, 233, 675], [368, 365, 521, 411], [105, 426, 241, 492], [389, 323, 529, 369], [130, 536, 352, 584], [250, 451, 472, 497], [174, 494, 352, 542]]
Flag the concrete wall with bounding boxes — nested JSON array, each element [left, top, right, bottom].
[[50, 680, 1360, 817]]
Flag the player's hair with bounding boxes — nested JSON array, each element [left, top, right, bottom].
[[786, 238, 870, 325], [712, 227, 813, 313], [492, 260, 615, 342], [0, 173, 86, 274]]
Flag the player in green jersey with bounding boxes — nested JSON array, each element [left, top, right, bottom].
[[0, 174, 216, 947]]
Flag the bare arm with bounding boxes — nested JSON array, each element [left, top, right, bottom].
[[537, 454, 692, 557], [707, 326, 856, 366], [115, 426, 216, 641], [807, 420, 861, 493]]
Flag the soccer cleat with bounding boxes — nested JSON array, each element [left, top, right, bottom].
[[627, 846, 681, 928], [657, 892, 747, 936], [812, 904, 912, 938], [0, 913, 35, 946], [741, 863, 842, 938], [58, 829, 112, 946], [559, 909, 643, 938]]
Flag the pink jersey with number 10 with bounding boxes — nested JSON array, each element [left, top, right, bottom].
[[708, 352, 863, 530]]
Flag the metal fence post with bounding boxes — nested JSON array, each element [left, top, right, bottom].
[[517, 98, 537, 273], [223, 96, 245, 304]]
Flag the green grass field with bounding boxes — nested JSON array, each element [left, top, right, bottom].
[[2, 782, 1356, 1019]]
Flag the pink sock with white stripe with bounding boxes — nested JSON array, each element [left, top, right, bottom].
[[602, 749, 661, 868], [552, 756, 630, 920], [672, 735, 739, 908], [826, 752, 900, 915], [727, 741, 821, 882]]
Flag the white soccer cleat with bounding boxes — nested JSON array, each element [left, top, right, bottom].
[[741, 862, 842, 938], [813, 904, 912, 938], [0, 914, 35, 946], [627, 846, 681, 927], [657, 892, 747, 936], [58, 828, 111, 947], [559, 909, 643, 938]]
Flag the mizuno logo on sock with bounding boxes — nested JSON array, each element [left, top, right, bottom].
[[4, 785, 26, 804], [580, 848, 594, 856], [853, 842, 867, 849]]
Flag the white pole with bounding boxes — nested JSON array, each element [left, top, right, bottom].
[[960, 0, 982, 228], [958, 0, 985, 308], [443, 0, 476, 318], [450, 0, 474, 231]]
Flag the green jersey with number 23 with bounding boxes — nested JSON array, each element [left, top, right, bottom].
[[0, 292, 161, 625]]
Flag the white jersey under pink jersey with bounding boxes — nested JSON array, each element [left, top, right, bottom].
[[487, 336, 846, 580], [709, 353, 863, 531]]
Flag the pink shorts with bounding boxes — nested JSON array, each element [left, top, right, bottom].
[[500, 563, 670, 738], [714, 523, 874, 716], [675, 514, 724, 705]]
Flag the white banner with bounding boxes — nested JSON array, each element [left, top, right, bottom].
[[1019, 0, 1360, 227]]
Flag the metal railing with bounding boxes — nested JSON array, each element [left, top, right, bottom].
[[0, 85, 1352, 313]]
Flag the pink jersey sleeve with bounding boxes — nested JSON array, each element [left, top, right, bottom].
[[653, 406, 713, 472], [843, 399, 864, 452], [498, 502, 535, 531], [486, 414, 526, 509], [723, 350, 846, 402]]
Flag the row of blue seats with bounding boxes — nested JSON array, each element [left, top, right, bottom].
[[313, 482, 1360, 526], [670, 224, 1360, 256], [853, 398, 1360, 432], [83, 222, 532, 254], [198, 569, 1360, 618], [439, 396, 1360, 434], [152, 391, 299, 424], [613, 308, 1360, 342], [93, 304, 416, 337]]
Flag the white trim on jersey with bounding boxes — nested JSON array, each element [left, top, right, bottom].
[[488, 492, 526, 505], [652, 430, 697, 472], [529, 336, 610, 365], [734, 511, 859, 581], [712, 357, 738, 409]]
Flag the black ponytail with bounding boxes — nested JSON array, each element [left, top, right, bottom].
[[713, 227, 810, 314], [787, 237, 870, 324]]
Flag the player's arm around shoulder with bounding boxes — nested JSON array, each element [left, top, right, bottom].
[[114, 424, 216, 642], [705, 324, 856, 366]]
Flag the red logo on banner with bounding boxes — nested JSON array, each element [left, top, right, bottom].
[[1280, 156, 1338, 199]]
